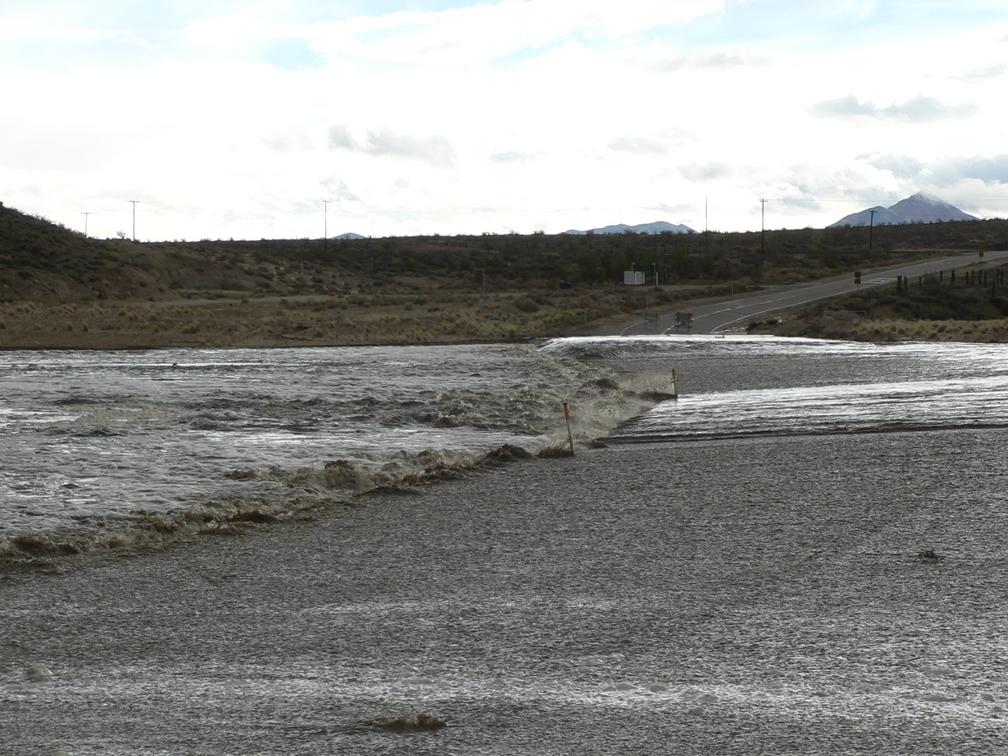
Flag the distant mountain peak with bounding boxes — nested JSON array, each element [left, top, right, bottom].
[[829, 193, 977, 228], [563, 220, 695, 236]]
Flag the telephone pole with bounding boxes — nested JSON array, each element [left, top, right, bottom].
[[129, 200, 139, 242], [868, 208, 875, 251], [760, 197, 767, 265], [323, 199, 331, 255], [704, 194, 709, 255], [82, 212, 91, 237]]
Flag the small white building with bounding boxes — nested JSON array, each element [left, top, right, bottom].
[[623, 270, 645, 285]]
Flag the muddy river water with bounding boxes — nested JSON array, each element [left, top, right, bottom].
[[2, 336, 1006, 753]]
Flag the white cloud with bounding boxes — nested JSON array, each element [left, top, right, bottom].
[[678, 162, 736, 183], [2, 1, 1008, 238], [333, 126, 456, 168], [956, 63, 1008, 81], [608, 136, 677, 156], [489, 150, 538, 164], [312, 0, 725, 67], [653, 49, 765, 71], [859, 153, 926, 179], [812, 95, 978, 121], [827, 0, 881, 21]]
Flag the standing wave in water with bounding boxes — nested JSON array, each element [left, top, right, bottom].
[[7, 334, 1008, 567], [0, 343, 657, 567], [541, 335, 1008, 442]]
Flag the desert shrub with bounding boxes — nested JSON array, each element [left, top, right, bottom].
[[513, 296, 539, 313]]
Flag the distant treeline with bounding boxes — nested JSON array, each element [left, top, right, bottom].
[[176, 217, 1008, 287], [2, 200, 1008, 301]]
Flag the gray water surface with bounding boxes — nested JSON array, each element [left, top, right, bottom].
[[3, 431, 1005, 753], [3, 335, 1008, 753], [0, 343, 610, 548], [4, 336, 1008, 553]]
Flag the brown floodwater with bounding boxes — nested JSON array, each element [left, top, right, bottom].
[[3, 335, 1008, 753], [2, 428, 1006, 754]]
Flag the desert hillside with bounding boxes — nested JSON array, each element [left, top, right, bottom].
[[2, 201, 1007, 348]]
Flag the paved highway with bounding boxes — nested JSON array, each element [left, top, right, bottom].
[[619, 250, 1008, 336]]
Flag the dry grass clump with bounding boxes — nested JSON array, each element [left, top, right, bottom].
[[346, 709, 446, 733], [10, 533, 82, 556], [229, 509, 278, 524], [854, 318, 1008, 343], [765, 311, 1008, 344]]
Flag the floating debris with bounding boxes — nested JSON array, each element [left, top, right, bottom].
[[537, 445, 574, 459], [354, 712, 446, 733], [24, 663, 54, 682]]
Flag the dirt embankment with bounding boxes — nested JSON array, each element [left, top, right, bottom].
[[7, 275, 1008, 350], [0, 285, 723, 350]]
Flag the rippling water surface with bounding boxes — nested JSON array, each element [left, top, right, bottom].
[[4, 335, 1008, 753], [0, 343, 613, 547], [541, 335, 1008, 441], [4, 335, 1008, 551]]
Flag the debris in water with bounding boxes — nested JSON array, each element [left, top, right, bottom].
[[229, 509, 278, 524], [537, 446, 574, 459], [24, 663, 53, 682], [916, 549, 944, 562], [355, 712, 446, 732], [483, 444, 532, 462]]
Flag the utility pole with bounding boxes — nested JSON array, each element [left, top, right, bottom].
[[82, 212, 91, 237], [323, 199, 331, 254], [704, 194, 709, 255], [759, 197, 767, 265], [129, 200, 139, 242], [868, 208, 875, 251]]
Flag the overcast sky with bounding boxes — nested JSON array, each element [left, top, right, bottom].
[[2, 0, 1007, 240]]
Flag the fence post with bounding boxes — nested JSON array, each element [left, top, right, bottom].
[[562, 401, 575, 456]]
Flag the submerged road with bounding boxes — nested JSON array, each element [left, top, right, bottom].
[[619, 250, 1008, 336]]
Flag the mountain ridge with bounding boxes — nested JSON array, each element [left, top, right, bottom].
[[830, 193, 978, 227], [563, 221, 695, 236]]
